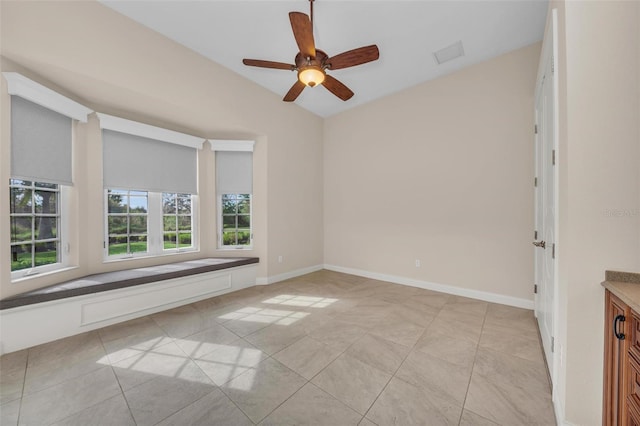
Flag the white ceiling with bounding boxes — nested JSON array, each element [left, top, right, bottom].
[[100, 0, 548, 118]]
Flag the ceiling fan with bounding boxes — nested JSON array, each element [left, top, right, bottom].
[[242, 0, 380, 102]]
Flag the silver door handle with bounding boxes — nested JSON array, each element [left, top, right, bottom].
[[533, 241, 546, 249]]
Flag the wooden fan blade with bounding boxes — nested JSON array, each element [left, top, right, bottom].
[[283, 80, 306, 102], [243, 59, 295, 70], [322, 74, 354, 101], [289, 12, 316, 58], [327, 45, 379, 70]]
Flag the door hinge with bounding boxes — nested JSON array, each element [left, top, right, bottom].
[[103, 241, 106, 249], [551, 336, 555, 352], [551, 55, 555, 74], [534, 177, 538, 187], [534, 284, 538, 294], [552, 150, 556, 165], [552, 243, 556, 259], [535, 124, 538, 134], [534, 230, 538, 240]]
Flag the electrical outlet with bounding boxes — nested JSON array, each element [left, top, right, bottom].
[[415, 259, 421, 267], [278, 255, 283, 263]]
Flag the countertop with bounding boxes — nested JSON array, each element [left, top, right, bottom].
[[602, 270, 640, 313]]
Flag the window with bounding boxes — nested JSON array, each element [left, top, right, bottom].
[[4, 73, 91, 280], [107, 189, 148, 256], [221, 194, 251, 247], [163, 193, 193, 250], [99, 114, 203, 261], [105, 190, 196, 259], [212, 140, 255, 249], [10, 180, 61, 273]]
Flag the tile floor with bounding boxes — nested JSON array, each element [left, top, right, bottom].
[[0, 270, 556, 425]]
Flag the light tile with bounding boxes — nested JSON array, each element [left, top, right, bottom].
[[444, 295, 489, 316], [0, 399, 20, 426], [346, 333, 410, 374], [261, 382, 362, 426], [369, 318, 425, 348], [19, 367, 121, 425], [192, 300, 253, 323], [173, 324, 240, 359], [425, 313, 483, 344], [403, 292, 451, 310], [222, 357, 307, 423], [479, 321, 544, 364], [395, 350, 472, 407], [51, 394, 135, 426], [385, 303, 438, 327], [332, 305, 389, 329], [308, 320, 367, 351], [366, 377, 462, 426], [245, 323, 306, 355], [485, 303, 538, 333], [194, 338, 266, 386], [414, 332, 477, 368], [465, 371, 556, 425], [274, 336, 342, 380], [459, 409, 499, 426], [24, 332, 107, 395], [123, 369, 216, 426], [98, 316, 173, 364], [0, 350, 27, 405], [312, 353, 391, 415], [111, 341, 197, 391], [358, 417, 377, 426], [473, 347, 550, 394], [4, 271, 557, 426], [156, 389, 252, 426], [223, 312, 278, 337], [150, 304, 219, 339]]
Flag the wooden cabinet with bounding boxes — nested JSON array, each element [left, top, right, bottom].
[[604, 290, 640, 425]]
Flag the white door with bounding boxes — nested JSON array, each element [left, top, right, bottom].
[[534, 11, 558, 385]]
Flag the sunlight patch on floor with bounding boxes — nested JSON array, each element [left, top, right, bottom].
[[262, 294, 338, 309]]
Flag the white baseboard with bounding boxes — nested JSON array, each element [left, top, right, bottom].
[[323, 264, 534, 310], [256, 264, 324, 285], [0, 265, 257, 355]]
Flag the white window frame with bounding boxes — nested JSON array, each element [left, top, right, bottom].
[[162, 192, 196, 252], [4, 72, 91, 283], [104, 189, 198, 261], [217, 193, 253, 250], [211, 139, 255, 251], [10, 181, 71, 280]]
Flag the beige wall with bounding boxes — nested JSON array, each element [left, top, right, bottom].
[[324, 43, 540, 303], [553, 1, 640, 424], [0, 1, 324, 298]]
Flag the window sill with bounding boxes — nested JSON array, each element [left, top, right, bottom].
[[12, 266, 79, 285], [103, 249, 200, 264], [217, 247, 254, 251]]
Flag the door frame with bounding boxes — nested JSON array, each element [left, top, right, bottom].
[[534, 7, 560, 394]]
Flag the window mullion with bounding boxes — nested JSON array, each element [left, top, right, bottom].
[[147, 192, 162, 255]]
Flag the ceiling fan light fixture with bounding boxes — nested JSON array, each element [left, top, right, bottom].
[[298, 66, 325, 87]]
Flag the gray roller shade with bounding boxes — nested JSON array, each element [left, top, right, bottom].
[[103, 129, 198, 194], [216, 151, 253, 194], [11, 96, 73, 185]]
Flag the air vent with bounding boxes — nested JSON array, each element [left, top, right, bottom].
[[433, 41, 465, 65]]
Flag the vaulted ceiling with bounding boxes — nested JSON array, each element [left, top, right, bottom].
[[100, 1, 548, 117]]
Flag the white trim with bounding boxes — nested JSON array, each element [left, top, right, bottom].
[[210, 140, 255, 152], [323, 264, 535, 309], [554, 396, 572, 426], [256, 264, 324, 285], [0, 265, 257, 355], [2, 72, 92, 122], [96, 113, 205, 149]]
